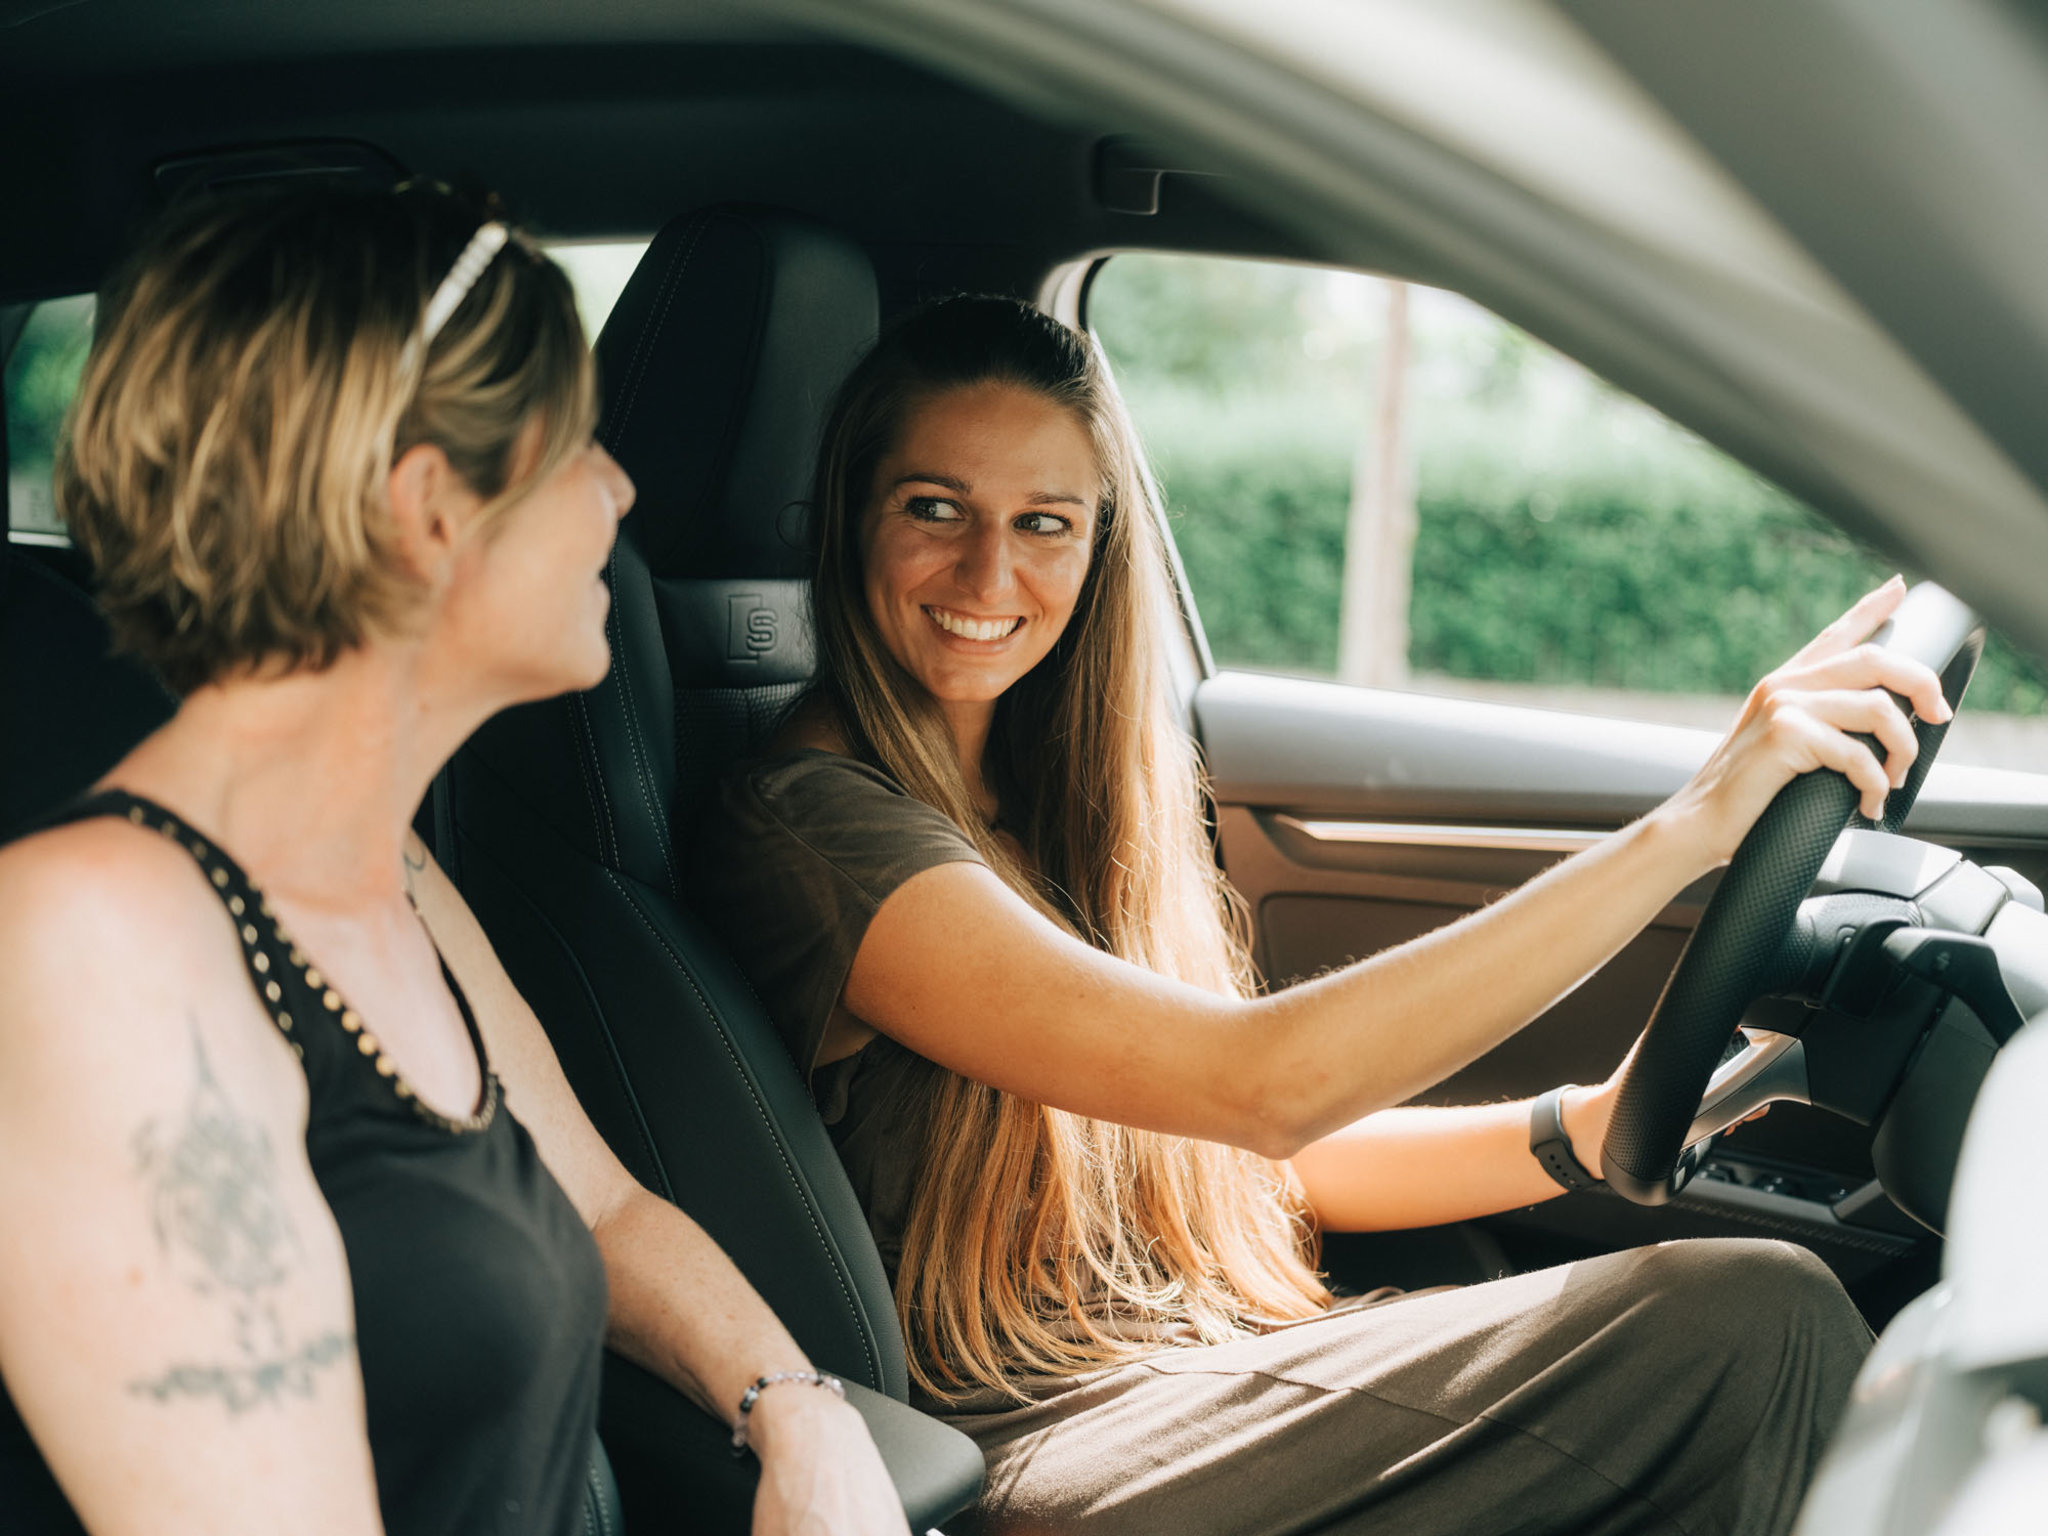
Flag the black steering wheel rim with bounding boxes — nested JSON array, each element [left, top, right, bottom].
[[1601, 587, 1985, 1204]]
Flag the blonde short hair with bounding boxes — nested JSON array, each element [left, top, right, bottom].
[[57, 183, 595, 694]]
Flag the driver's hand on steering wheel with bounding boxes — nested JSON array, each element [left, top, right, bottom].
[[1665, 576, 1952, 870], [1561, 1054, 1768, 1181]]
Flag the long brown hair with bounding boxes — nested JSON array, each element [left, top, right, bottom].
[[807, 296, 1329, 1402]]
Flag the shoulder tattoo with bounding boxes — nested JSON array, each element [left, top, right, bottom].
[[126, 1017, 353, 1414]]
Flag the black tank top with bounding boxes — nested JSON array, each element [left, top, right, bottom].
[[0, 792, 608, 1534]]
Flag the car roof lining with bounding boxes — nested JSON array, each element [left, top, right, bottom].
[[0, 39, 1344, 309], [0, 0, 812, 67]]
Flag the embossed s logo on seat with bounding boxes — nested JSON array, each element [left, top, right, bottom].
[[726, 594, 779, 663]]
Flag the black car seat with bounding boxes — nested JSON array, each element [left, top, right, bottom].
[[0, 540, 174, 835], [439, 205, 985, 1533]]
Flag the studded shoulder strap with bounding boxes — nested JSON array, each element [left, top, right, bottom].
[[40, 789, 500, 1133], [49, 789, 309, 1062]]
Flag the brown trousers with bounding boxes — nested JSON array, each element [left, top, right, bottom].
[[939, 1238, 1872, 1536]]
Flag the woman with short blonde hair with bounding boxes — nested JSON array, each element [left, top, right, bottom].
[[695, 295, 1947, 1533], [64, 185, 594, 688], [0, 183, 907, 1535]]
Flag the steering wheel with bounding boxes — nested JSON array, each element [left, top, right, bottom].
[[1601, 583, 1986, 1204]]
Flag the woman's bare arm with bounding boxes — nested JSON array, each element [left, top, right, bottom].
[[0, 826, 382, 1536], [1290, 1087, 1615, 1231], [850, 810, 1686, 1158], [401, 841, 909, 1536], [1293, 1056, 1777, 1229], [844, 583, 1950, 1161]]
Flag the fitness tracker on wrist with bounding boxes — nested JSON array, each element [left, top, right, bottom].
[[1530, 1084, 1602, 1192]]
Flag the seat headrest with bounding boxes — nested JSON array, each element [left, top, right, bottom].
[[594, 204, 878, 583], [456, 206, 878, 896]]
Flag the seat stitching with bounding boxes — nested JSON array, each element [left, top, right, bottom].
[[565, 689, 613, 867], [641, 211, 768, 517], [609, 216, 705, 441], [586, 1451, 616, 1536], [607, 540, 680, 896], [603, 213, 711, 449], [600, 865, 878, 1384], [569, 691, 612, 860], [569, 689, 620, 867], [454, 820, 668, 1196], [598, 864, 882, 1388], [593, 213, 727, 897]]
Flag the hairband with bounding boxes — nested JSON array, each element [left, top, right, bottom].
[[401, 219, 510, 373]]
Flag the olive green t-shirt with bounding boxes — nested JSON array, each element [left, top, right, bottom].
[[689, 749, 987, 1284]]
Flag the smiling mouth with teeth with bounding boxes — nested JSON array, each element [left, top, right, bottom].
[[925, 605, 1024, 642]]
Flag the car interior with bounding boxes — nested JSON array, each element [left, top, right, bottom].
[[6, 2, 2048, 1532]]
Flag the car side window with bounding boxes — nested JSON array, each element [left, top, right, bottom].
[[546, 239, 649, 349], [4, 294, 94, 541], [1087, 253, 2048, 773], [2, 246, 650, 548]]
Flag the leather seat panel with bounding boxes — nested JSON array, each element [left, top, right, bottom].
[[448, 746, 907, 1396], [598, 206, 877, 583], [1, 544, 175, 837]]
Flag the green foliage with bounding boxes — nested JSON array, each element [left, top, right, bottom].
[[1090, 254, 1362, 398], [5, 295, 94, 474], [1093, 253, 2048, 720], [1168, 449, 1351, 674], [1135, 389, 2048, 716]]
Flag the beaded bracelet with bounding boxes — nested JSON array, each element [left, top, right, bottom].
[[730, 1370, 846, 1457]]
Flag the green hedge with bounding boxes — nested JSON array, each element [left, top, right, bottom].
[[1144, 402, 2048, 717], [5, 296, 93, 476]]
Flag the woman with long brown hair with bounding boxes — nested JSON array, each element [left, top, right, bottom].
[[692, 295, 1947, 1533], [0, 183, 907, 1535]]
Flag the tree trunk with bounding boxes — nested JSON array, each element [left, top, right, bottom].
[[1336, 279, 1416, 689]]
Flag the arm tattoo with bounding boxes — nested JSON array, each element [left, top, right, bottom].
[[402, 840, 426, 905], [126, 1017, 353, 1413]]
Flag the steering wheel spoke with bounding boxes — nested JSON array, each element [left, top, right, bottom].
[[1683, 1029, 1810, 1146]]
